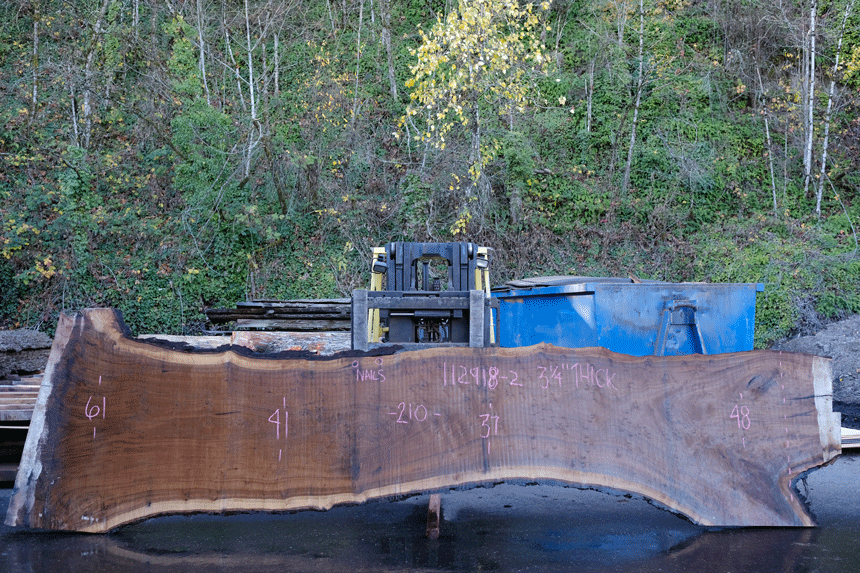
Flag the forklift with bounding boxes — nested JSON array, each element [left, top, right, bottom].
[[351, 242, 497, 350]]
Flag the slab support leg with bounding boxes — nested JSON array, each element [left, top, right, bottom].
[[426, 494, 441, 539]]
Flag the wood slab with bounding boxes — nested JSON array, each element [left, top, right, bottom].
[[6, 309, 841, 532]]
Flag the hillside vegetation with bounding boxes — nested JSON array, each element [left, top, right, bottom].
[[1, 0, 859, 346]]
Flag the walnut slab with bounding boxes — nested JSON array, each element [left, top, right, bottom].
[[6, 309, 841, 532]]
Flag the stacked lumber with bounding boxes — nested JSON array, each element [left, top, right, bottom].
[[5, 309, 842, 532], [0, 375, 42, 427], [205, 299, 351, 331], [0, 374, 39, 481], [0, 328, 51, 427]]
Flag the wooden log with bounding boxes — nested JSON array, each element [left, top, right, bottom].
[[234, 318, 351, 331], [230, 331, 351, 355], [6, 309, 841, 532], [137, 334, 231, 349], [138, 332, 351, 355], [205, 299, 352, 329], [0, 329, 52, 379]]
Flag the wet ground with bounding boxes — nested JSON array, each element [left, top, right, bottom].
[[1, 451, 857, 573]]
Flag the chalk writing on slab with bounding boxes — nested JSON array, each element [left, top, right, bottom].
[[86, 375, 106, 439], [269, 396, 288, 461], [442, 361, 618, 392], [352, 357, 386, 382], [389, 402, 441, 425]]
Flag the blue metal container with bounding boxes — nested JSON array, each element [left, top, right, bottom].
[[492, 277, 764, 355]]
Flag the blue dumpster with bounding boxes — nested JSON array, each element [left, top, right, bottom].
[[492, 277, 764, 355]]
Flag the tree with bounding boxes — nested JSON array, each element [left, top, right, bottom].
[[816, 0, 857, 217], [620, 0, 645, 193], [802, 0, 817, 197], [80, 0, 113, 150], [402, 0, 551, 228]]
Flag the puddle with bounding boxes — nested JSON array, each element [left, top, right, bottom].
[[2, 453, 858, 572]]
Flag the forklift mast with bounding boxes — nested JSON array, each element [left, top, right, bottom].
[[351, 242, 496, 350]]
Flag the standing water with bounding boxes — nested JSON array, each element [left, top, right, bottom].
[[2, 452, 857, 572]]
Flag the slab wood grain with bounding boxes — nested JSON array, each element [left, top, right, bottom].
[[6, 309, 841, 532]]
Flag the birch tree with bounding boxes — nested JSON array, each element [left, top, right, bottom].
[[80, 0, 113, 150], [29, 1, 42, 122], [816, 0, 856, 217], [801, 0, 817, 197], [621, 0, 644, 193], [402, 0, 551, 225], [379, 0, 399, 101], [756, 66, 779, 217]]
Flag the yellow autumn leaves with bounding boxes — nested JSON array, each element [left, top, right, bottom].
[[402, 0, 550, 159]]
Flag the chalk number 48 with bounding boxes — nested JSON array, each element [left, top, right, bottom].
[[731, 404, 751, 430]]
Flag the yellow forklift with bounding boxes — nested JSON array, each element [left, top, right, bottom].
[[351, 242, 496, 351]]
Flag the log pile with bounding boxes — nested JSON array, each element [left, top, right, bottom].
[[6, 308, 842, 532], [0, 330, 49, 427], [138, 331, 351, 355], [0, 329, 52, 380], [205, 299, 351, 331]]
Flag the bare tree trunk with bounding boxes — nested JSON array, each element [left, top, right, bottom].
[[783, 134, 789, 205], [622, 0, 644, 193], [133, 0, 139, 38], [326, 0, 337, 35], [816, 0, 856, 218], [81, 0, 113, 150], [82, 44, 96, 149], [616, 0, 630, 46], [243, 0, 261, 179], [470, 105, 482, 189], [379, 0, 398, 101], [69, 74, 80, 146], [351, 0, 365, 130], [802, 0, 816, 196], [586, 60, 594, 133], [756, 67, 778, 218], [274, 31, 280, 96], [197, 0, 211, 106], [224, 26, 247, 112], [260, 9, 273, 102], [30, 8, 39, 121], [244, 0, 257, 122]]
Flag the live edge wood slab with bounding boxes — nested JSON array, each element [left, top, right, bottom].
[[6, 309, 841, 532]]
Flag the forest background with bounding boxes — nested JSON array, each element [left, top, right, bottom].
[[1, 0, 859, 347]]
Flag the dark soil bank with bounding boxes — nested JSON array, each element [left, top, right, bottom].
[[772, 315, 860, 429]]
